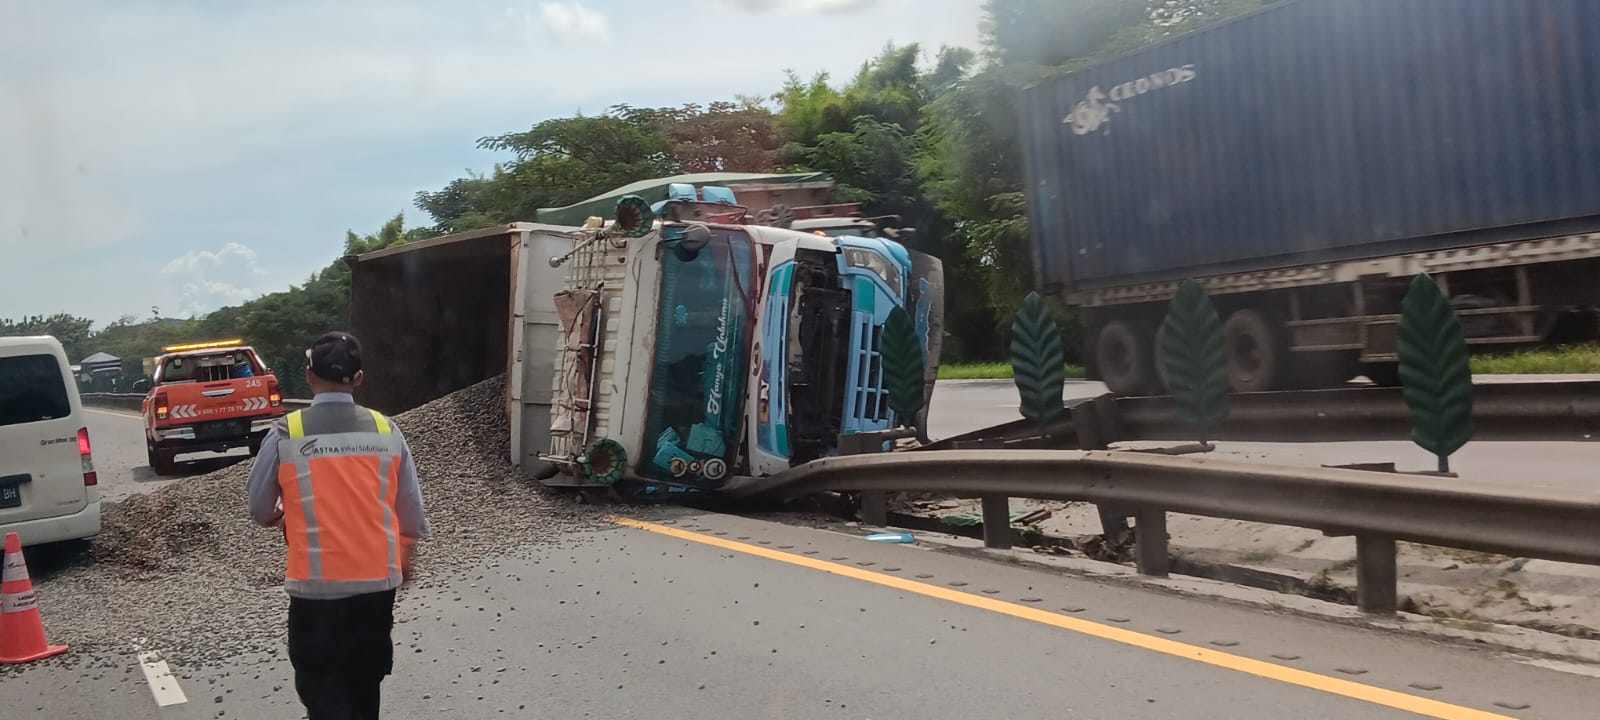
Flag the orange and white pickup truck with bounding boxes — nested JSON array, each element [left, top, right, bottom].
[[140, 339, 283, 475]]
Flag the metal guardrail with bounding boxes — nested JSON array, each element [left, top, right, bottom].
[[724, 448, 1600, 613], [79, 393, 311, 412], [926, 381, 1600, 450], [79, 393, 144, 412]]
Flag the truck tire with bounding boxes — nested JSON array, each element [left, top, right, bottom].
[[1152, 323, 1170, 394], [1095, 320, 1154, 396], [149, 444, 177, 476], [1222, 309, 1284, 393]]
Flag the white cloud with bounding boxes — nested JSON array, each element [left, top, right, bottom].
[[160, 243, 269, 317], [706, 0, 890, 14], [537, 2, 611, 42]]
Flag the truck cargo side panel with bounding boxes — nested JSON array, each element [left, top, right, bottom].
[[1023, 0, 1600, 291], [350, 238, 513, 414]]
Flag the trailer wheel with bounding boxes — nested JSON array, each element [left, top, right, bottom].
[[1095, 320, 1153, 396], [1222, 310, 1285, 393], [1152, 324, 1170, 394]]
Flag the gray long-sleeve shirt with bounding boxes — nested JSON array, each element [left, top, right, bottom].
[[246, 392, 429, 541]]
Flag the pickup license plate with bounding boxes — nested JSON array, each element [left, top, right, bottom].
[[196, 419, 248, 440], [0, 483, 21, 510]]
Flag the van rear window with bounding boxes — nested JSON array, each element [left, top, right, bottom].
[[0, 354, 72, 427]]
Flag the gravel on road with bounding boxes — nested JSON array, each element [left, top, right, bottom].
[[16, 375, 599, 672]]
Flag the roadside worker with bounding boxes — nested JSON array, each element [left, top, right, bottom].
[[246, 331, 428, 720]]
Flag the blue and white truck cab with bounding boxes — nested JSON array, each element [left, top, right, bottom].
[[537, 184, 943, 497]]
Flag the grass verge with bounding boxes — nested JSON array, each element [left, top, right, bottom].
[[938, 362, 1087, 380], [937, 345, 1600, 381], [1471, 344, 1600, 374]]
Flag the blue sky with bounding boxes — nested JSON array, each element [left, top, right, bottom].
[[0, 0, 982, 324]]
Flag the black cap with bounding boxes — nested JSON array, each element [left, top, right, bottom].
[[307, 332, 362, 384]]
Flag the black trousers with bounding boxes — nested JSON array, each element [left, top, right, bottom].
[[287, 590, 397, 720]]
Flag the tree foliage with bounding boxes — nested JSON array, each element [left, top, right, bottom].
[[0, 314, 95, 363], [415, 103, 784, 235]]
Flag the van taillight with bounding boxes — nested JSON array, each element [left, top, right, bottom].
[[267, 378, 281, 407], [156, 392, 170, 420], [78, 427, 97, 486]]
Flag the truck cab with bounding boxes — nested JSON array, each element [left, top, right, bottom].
[[539, 187, 942, 496], [140, 339, 283, 475]]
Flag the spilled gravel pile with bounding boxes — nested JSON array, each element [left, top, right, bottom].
[[25, 375, 598, 668]]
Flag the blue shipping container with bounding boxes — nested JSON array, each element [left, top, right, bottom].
[[1021, 0, 1600, 292]]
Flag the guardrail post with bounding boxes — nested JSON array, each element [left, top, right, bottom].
[[980, 495, 1011, 550], [839, 432, 889, 527], [1355, 535, 1398, 614], [952, 438, 1013, 549], [1134, 508, 1169, 578], [859, 490, 888, 528]]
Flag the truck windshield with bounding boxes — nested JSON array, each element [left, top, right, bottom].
[[639, 229, 757, 485]]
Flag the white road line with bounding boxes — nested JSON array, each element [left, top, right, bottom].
[[137, 651, 189, 707]]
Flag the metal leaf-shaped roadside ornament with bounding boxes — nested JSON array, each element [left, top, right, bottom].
[[1010, 292, 1065, 432], [1160, 280, 1230, 444], [881, 305, 927, 431], [1397, 273, 1473, 473]]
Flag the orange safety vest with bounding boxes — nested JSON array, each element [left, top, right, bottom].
[[276, 405, 409, 598]]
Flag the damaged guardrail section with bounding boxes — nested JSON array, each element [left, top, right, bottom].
[[724, 449, 1600, 614]]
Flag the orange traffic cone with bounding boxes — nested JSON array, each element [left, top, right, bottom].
[[1, 532, 69, 664]]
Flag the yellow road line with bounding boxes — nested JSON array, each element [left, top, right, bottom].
[[612, 516, 1514, 720]]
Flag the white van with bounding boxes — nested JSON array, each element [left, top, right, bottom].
[[0, 336, 101, 547]]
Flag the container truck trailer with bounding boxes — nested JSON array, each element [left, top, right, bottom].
[[1020, 0, 1600, 394]]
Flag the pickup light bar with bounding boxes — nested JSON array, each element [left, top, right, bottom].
[[162, 339, 245, 353]]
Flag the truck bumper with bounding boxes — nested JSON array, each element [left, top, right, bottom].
[[154, 417, 278, 455], [5, 500, 101, 548]]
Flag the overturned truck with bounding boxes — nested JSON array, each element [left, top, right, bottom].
[[348, 181, 943, 498]]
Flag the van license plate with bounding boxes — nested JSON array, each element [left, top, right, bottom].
[[0, 484, 20, 509]]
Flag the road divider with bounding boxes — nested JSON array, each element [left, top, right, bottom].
[[927, 381, 1600, 448], [721, 448, 1600, 615]]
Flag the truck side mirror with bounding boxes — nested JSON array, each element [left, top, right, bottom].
[[132, 379, 150, 393]]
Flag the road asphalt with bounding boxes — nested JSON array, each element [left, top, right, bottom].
[[5, 509, 1593, 719]]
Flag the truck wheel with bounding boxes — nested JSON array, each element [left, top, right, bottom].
[[1152, 324, 1170, 394], [1222, 310, 1284, 393], [1095, 320, 1154, 396], [149, 445, 177, 476], [248, 437, 263, 457]]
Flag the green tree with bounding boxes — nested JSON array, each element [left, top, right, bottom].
[[416, 104, 784, 234], [0, 313, 96, 362], [620, 101, 783, 173]]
